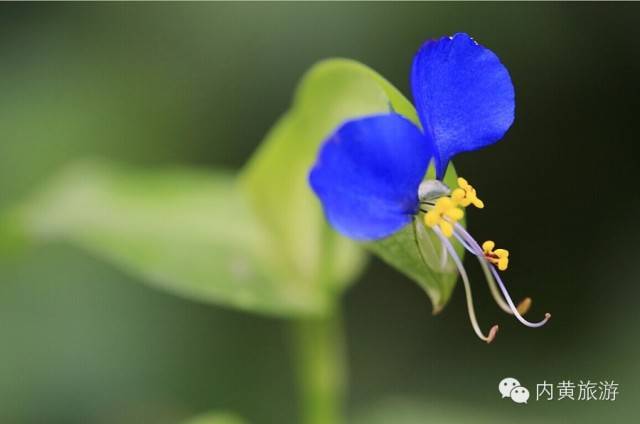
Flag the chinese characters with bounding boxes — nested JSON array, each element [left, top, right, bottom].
[[535, 380, 618, 401]]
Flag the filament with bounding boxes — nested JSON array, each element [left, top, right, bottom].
[[452, 222, 535, 318], [489, 266, 551, 328], [451, 230, 477, 254], [440, 237, 448, 269], [434, 226, 498, 343], [452, 224, 514, 314]]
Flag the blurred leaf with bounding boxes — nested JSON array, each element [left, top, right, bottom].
[[181, 411, 247, 424], [241, 58, 461, 311], [8, 161, 329, 316]]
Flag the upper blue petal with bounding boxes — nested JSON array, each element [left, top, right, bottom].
[[309, 114, 433, 241], [411, 33, 515, 177]]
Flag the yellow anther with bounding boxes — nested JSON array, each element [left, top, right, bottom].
[[434, 196, 453, 210], [422, 194, 464, 238], [440, 220, 454, 238], [471, 197, 484, 209], [444, 207, 464, 221], [482, 240, 495, 252], [424, 210, 439, 227], [451, 188, 466, 203], [421, 176, 487, 238], [457, 177, 470, 190], [483, 240, 510, 271], [498, 257, 509, 271], [453, 177, 484, 209]]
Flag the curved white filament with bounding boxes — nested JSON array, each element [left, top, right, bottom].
[[452, 222, 550, 328], [433, 226, 498, 343]]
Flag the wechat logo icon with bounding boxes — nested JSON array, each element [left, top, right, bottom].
[[499, 377, 530, 404]]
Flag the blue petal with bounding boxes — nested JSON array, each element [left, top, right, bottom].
[[309, 114, 433, 241], [411, 33, 515, 177]]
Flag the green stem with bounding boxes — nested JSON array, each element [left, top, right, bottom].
[[291, 309, 346, 424]]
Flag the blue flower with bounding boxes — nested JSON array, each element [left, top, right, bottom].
[[310, 33, 514, 241], [309, 33, 550, 342]]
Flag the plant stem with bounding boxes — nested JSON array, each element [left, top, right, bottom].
[[291, 309, 346, 424]]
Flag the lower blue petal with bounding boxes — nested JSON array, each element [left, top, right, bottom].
[[309, 114, 433, 241], [411, 33, 515, 177]]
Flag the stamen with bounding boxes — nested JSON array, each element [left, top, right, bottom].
[[482, 240, 509, 271], [423, 195, 464, 238], [433, 226, 499, 343], [452, 222, 541, 320], [452, 223, 514, 314], [416, 178, 545, 333], [453, 177, 484, 209]]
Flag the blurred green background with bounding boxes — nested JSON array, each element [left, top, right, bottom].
[[1, 2, 639, 423]]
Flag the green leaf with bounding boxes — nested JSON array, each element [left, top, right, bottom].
[[241, 58, 462, 312], [8, 161, 329, 316]]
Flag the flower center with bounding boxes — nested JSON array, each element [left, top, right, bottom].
[[414, 176, 550, 343], [419, 177, 482, 238]]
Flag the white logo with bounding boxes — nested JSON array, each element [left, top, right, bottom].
[[499, 377, 530, 404]]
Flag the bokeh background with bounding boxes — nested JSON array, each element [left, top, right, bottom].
[[1, 2, 639, 423]]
